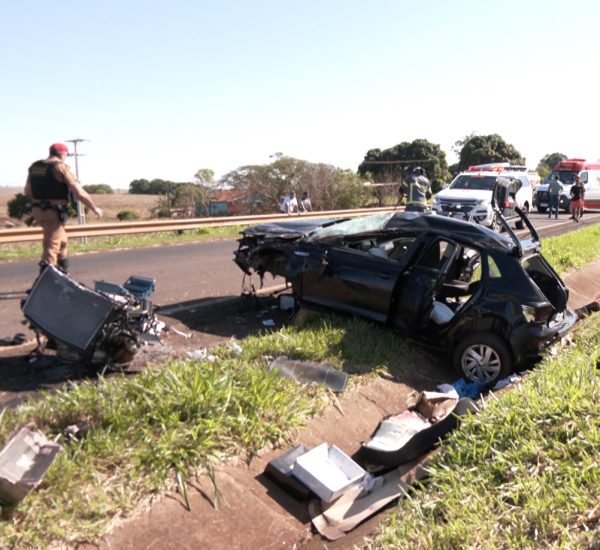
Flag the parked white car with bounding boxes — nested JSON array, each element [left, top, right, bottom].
[[432, 164, 534, 231]]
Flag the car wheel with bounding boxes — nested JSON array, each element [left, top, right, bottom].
[[537, 206, 547, 214], [515, 219, 525, 230], [453, 332, 513, 384]]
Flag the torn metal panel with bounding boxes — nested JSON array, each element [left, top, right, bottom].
[[0, 428, 63, 505], [268, 356, 348, 393]]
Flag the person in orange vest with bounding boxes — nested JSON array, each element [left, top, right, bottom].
[[24, 143, 103, 273]]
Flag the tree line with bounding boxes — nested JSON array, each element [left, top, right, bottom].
[[7, 134, 569, 219]]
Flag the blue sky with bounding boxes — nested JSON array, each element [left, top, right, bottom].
[[2, 0, 599, 189]]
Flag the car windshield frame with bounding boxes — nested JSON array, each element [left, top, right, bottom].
[[450, 174, 497, 191], [307, 211, 397, 240]]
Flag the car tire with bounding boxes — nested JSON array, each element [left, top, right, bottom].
[[453, 332, 513, 384], [515, 219, 525, 230]]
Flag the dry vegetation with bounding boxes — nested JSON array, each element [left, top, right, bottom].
[[0, 187, 160, 224]]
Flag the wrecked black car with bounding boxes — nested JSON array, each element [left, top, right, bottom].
[[21, 265, 159, 366], [234, 210, 576, 384]]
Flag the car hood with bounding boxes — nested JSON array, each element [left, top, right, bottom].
[[240, 218, 341, 238], [436, 189, 491, 201]]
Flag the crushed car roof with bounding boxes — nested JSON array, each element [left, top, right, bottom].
[[242, 212, 531, 255]]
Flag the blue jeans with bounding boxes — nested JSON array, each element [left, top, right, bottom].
[[548, 194, 560, 217]]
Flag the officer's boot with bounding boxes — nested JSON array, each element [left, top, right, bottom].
[[57, 257, 69, 275]]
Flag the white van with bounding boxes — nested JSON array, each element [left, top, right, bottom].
[[534, 158, 600, 212], [431, 163, 534, 230], [580, 169, 600, 210]]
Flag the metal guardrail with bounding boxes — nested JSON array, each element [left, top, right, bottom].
[[0, 207, 397, 244]]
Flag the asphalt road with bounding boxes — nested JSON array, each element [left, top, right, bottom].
[[1, 211, 599, 340]]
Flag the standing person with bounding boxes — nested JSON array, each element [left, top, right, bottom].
[[399, 166, 432, 213], [24, 143, 103, 273], [299, 191, 312, 213], [281, 191, 299, 214], [569, 175, 585, 223], [547, 174, 563, 220]]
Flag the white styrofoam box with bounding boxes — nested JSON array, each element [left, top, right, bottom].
[[292, 443, 365, 502]]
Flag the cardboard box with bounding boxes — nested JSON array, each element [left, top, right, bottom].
[[292, 443, 365, 502]]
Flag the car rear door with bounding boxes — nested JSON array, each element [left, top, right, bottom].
[[298, 243, 413, 323]]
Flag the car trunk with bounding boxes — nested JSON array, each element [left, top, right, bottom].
[[521, 254, 569, 312]]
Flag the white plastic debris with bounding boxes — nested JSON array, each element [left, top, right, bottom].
[[186, 348, 216, 362], [436, 383, 459, 398], [262, 319, 275, 327], [227, 340, 243, 354]]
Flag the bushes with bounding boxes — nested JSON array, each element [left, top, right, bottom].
[[7, 193, 32, 219], [116, 210, 139, 221], [83, 184, 113, 194]]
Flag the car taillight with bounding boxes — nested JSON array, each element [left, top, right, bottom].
[[522, 302, 554, 323]]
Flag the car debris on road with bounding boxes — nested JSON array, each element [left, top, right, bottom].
[[21, 265, 161, 369]]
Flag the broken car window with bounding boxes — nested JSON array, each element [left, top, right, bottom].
[[308, 212, 396, 240]]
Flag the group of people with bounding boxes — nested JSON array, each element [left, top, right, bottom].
[[546, 173, 585, 222], [279, 191, 312, 215]]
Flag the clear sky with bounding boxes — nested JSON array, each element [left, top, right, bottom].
[[2, 0, 599, 189]]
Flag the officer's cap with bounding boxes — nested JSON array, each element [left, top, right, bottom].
[[49, 143, 69, 155]]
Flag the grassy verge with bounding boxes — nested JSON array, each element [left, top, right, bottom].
[[541, 223, 600, 276], [367, 313, 600, 549], [0, 315, 421, 547], [0, 225, 244, 262]]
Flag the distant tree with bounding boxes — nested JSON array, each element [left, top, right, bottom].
[[357, 138, 451, 193], [7, 193, 32, 219], [171, 183, 215, 217], [83, 183, 113, 194], [457, 134, 525, 171], [129, 179, 151, 194], [220, 156, 367, 213], [194, 168, 215, 186], [536, 153, 568, 181]]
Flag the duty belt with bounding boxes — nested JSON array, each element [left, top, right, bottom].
[[32, 200, 66, 210], [32, 201, 69, 222]]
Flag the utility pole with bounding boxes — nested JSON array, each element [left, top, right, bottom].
[[66, 138, 89, 243]]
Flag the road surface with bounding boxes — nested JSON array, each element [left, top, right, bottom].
[[1, 212, 599, 340]]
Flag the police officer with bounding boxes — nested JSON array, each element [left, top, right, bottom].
[[24, 143, 103, 273], [399, 166, 432, 213]]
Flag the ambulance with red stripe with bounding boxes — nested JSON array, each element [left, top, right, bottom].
[[534, 158, 600, 213]]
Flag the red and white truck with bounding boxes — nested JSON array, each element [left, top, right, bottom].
[[534, 158, 600, 212]]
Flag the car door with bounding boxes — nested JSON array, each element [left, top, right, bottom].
[[298, 240, 416, 323], [393, 238, 460, 334]]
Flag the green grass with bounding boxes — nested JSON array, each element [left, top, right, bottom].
[[367, 314, 600, 550], [0, 315, 427, 547], [541, 223, 600, 276], [0, 225, 244, 262]]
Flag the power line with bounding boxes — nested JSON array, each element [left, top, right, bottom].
[[65, 138, 89, 227]]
